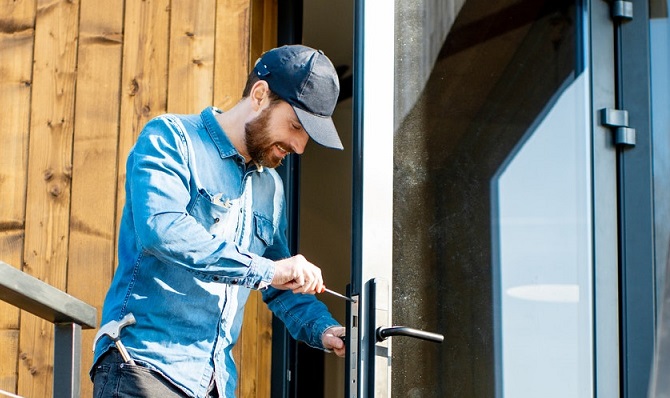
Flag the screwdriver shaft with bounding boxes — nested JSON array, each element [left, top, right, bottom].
[[323, 288, 356, 303]]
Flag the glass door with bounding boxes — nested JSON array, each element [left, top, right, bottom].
[[347, 0, 622, 397], [346, 1, 445, 397], [346, 0, 398, 395]]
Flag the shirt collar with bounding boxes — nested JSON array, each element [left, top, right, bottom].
[[200, 106, 242, 160]]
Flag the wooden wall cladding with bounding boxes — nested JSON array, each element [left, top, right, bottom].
[[0, 0, 277, 396]]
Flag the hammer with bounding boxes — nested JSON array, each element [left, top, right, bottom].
[[93, 313, 136, 364]]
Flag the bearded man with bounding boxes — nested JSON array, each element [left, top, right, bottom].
[[91, 45, 346, 398]]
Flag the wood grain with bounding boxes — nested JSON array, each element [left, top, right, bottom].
[[0, 0, 35, 393], [67, 0, 124, 395], [19, 0, 80, 395], [167, 0, 216, 114], [0, 0, 278, 395], [115, 0, 171, 259], [215, 0, 251, 111]]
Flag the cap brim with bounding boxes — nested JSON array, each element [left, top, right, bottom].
[[293, 106, 344, 150]]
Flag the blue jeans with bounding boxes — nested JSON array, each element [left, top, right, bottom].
[[92, 350, 218, 397]]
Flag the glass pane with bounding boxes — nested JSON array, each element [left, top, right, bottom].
[[493, 73, 592, 397], [392, 0, 589, 396]]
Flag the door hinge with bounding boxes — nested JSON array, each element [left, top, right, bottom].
[[600, 108, 636, 147], [610, 0, 633, 20]]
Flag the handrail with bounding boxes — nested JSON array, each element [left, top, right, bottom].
[[0, 260, 97, 398]]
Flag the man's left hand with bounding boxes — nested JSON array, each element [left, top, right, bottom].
[[322, 326, 346, 357]]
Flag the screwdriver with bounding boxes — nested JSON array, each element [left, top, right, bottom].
[[323, 288, 357, 303]]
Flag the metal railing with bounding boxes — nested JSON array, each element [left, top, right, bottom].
[[0, 260, 97, 398]]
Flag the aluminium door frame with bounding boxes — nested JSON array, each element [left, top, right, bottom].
[[591, 0, 656, 397], [348, 0, 395, 396], [610, 0, 656, 396], [590, 0, 621, 397]]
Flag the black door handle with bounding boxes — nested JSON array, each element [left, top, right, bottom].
[[376, 326, 444, 343]]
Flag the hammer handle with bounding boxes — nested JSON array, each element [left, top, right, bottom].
[[115, 341, 136, 365]]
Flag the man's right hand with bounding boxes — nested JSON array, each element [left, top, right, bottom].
[[271, 255, 325, 294]]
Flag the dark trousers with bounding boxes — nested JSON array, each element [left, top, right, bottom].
[[92, 349, 219, 398]]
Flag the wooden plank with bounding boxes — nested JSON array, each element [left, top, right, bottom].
[[0, 0, 35, 393], [257, 289, 274, 397], [0, 330, 19, 393], [19, 0, 80, 396], [214, 0, 251, 110], [250, 0, 266, 62], [240, 291, 260, 397], [256, 3, 276, 396], [116, 0, 171, 261], [67, 0, 124, 395], [261, 0, 277, 57], [235, 2, 276, 396], [167, 0, 216, 114]]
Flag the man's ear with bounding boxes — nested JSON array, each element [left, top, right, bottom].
[[250, 80, 270, 111]]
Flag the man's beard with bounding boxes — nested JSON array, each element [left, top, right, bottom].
[[245, 105, 286, 168]]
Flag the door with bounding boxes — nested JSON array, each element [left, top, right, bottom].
[[345, 0, 645, 397], [345, 0, 445, 396], [345, 0, 399, 395], [345, 1, 446, 396]]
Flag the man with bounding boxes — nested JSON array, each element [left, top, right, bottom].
[[91, 45, 346, 397]]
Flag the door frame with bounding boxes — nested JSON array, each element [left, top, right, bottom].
[[609, 0, 656, 396], [590, 0, 621, 396], [347, 0, 396, 396]]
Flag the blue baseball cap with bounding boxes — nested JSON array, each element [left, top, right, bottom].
[[253, 45, 343, 150]]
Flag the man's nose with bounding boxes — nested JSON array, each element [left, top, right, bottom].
[[292, 130, 309, 154]]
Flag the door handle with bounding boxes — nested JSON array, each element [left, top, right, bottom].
[[375, 326, 444, 343]]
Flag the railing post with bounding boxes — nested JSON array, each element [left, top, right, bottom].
[[0, 261, 96, 398], [54, 322, 83, 398]]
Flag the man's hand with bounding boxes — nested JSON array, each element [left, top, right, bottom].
[[271, 255, 325, 294], [322, 326, 346, 357]]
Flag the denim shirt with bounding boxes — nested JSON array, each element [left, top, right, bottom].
[[92, 107, 340, 397]]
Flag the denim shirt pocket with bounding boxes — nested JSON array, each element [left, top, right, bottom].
[[249, 212, 274, 254], [188, 188, 235, 237]]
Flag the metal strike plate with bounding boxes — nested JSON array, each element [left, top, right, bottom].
[[347, 294, 359, 398]]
